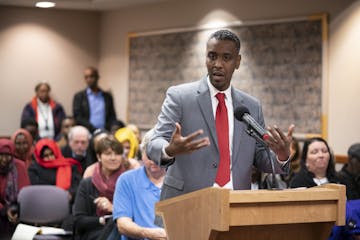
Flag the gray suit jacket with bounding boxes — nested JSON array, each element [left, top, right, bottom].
[[147, 77, 288, 200]]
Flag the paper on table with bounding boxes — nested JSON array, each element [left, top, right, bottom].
[[11, 223, 68, 240], [39, 226, 67, 235], [11, 224, 39, 240]]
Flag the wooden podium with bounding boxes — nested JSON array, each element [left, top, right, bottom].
[[156, 184, 346, 240]]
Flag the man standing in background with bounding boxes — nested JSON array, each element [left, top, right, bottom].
[[73, 66, 117, 133]]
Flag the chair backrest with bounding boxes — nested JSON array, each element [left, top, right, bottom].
[[18, 185, 70, 225]]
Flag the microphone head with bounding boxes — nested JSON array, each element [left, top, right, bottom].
[[234, 106, 250, 121]]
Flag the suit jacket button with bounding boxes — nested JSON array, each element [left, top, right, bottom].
[[212, 163, 217, 168]]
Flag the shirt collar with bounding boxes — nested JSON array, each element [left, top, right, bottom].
[[37, 98, 49, 107], [139, 166, 153, 189], [313, 177, 329, 185], [206, 76, 232, 101], [86, 87, 102, 96]]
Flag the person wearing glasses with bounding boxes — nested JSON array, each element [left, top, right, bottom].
[[73, 66, 117, 133]]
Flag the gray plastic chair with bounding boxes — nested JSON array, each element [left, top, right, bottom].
[[17, 185, 72, 239]]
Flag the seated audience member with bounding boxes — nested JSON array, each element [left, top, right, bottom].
[[83, 130, 140, 178], [280, 136, 301, 186], [114, 127, 141, 168], [290, 137, 339, 188], [62, 125, 93, 174], [329, 199, 360, 240], [20, 118, 40, 144], [252, 138, 297, 190], [261, 173, 287, 189], [0, 139, 30, 239], [127, 124, 141, 146], [28, 138, 81, 203], [56, 116, 76, 149], [87, 129, 109, 168], [338, 143, 360, 200], [113, 129, 167, 240], [110, 119, 126, 135], [11, 129, 34, 169], [73, 136, 126, 240], [73, 66, 117, 133], [127, 123, 143, 160], [83, 129, 109, 178], [21, 82, 66, 139], [251, 166, 287, 190], [114, 127, 139, 161], [83, 127, 141, 178]]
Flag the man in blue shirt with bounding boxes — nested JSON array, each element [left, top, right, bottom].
[[113, 129, 167, 240], [73, 66, 117, 133]]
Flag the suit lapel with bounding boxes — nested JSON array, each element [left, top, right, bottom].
[[196, 78, 218, 150], [231, 88, 247, 166]]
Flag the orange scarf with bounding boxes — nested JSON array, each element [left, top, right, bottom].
[[30, 96, 56, 121]]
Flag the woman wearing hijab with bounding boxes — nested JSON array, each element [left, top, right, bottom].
[[11, 129, 34, 169], [28, 138, 81, 202], [0, 138, 30, 239], [73, 136, 126, 240], [114, 127, 139, 160], [113, 127, 141, 169]]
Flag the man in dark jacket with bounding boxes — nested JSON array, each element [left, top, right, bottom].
[[61, 125, 93, 174], [338, 143, 360, 200], [73, 67, 117, 133]]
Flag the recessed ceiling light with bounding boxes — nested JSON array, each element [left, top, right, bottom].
[[35, 1, 56, 8]]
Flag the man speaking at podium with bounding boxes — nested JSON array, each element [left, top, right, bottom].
[[147, 29, 295, 201]]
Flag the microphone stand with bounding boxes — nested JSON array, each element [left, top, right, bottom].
[[245, 128, 278, 190]]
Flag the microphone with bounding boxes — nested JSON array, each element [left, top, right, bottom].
[[234, 106, 270, 141], [234, 106, 279, 189]]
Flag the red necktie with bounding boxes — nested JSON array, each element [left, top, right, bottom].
[[215, 93, 230, 186]]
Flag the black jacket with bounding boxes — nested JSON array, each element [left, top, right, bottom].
[[28, 161, 81, 203], [73, 89, 116, 132], [73, 178, 104, 240], [289, 167, 340, 188], [61, 145, 96, 174], [337, 165, 360, 200]]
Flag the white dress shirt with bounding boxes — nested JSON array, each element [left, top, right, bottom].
[[207, 77, 234, 189], [37, 99, 55, 139]]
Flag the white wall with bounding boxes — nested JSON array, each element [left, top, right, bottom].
[[0, 7, 100, 136], [328, 0, 360, 154]]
